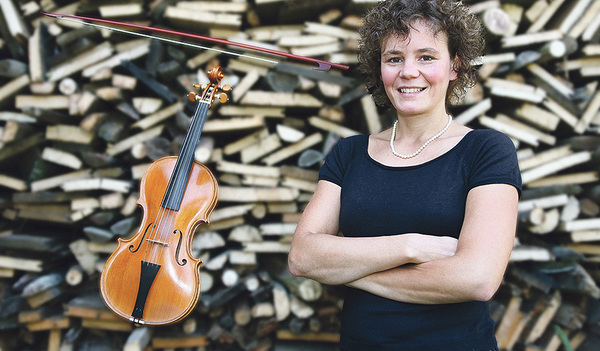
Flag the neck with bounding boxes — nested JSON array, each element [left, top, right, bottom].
[[393, 111, 451, 142], [389, 114, 453, 159]]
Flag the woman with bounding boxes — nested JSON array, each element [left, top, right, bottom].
[[288, 0, 522, 350]]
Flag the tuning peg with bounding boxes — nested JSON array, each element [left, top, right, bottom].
[[219, 93, 229, 104], [217, 84, 231, 103], [187, 92, 198, 102], [193, 83, 202, 89]]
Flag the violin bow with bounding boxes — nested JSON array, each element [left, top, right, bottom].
[[41, 12, 350, 72]]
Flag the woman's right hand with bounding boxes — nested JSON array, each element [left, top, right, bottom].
[[404, 234, 458, 264]]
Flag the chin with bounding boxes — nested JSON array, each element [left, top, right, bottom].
[[394, 107, 427, 116]]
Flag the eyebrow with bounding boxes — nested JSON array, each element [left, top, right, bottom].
[[382, 47, 441, 56]]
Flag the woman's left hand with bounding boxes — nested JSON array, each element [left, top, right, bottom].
[[404, 233, 458, 263]]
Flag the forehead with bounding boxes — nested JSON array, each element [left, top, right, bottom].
[[382, 20, 449, 52]]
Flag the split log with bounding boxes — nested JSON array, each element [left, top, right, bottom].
[[262, 133, 323, 166], [123, 327, 152, 351], [239, 91, 323, 107]]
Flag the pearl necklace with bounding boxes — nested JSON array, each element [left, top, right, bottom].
[[390, 114, 453, 159]]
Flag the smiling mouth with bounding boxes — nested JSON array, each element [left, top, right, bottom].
[[398, 87, 426, 93]]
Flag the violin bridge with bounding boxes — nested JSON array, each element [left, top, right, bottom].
[[146, 239, 169, 247]]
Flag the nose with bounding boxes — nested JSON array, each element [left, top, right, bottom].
[[400, 59, 419, 79]]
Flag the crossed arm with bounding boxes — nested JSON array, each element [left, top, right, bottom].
[[287, 179, 519, 304]]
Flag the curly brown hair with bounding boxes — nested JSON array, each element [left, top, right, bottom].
[[358, 0, 484, 108]]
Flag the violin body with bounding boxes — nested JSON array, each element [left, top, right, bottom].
[[100, 66, 227, 326], [100, 157, 218, 325]]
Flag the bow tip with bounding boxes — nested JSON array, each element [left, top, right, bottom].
[[40, 11, 61, 18], [314, 62, 332, 71]]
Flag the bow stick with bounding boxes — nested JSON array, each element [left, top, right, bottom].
[[41, 12, 350, 71]]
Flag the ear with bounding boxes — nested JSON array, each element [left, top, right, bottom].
[[450, 56, 460, 81]]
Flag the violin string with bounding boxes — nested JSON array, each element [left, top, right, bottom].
[[144, 145, 187, 263], [144, 201, 172, 263], [148, 94, 210, 264], [164, 95, 209, 223], [56, 17, 279, 65], [156, 99, 210, 264], [145, 164, 183, 263], [149, 205, 171, 263], [155, 101, 205, 264], [155, 209, 176, 264]]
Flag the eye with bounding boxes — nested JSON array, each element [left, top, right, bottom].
[[420, 55, 435, 62], [387, 57, 403, 63]]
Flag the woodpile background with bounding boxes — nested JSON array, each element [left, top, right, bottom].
[[1, 0, 600, 350]]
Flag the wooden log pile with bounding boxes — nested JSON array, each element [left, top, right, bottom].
[[0, 0, 600, 350]]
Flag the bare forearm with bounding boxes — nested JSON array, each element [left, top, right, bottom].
[[288, 232, 414, 285], [288, 180, 459, 285], [346, 253, 506, 304], [288, 231, 458, 285]]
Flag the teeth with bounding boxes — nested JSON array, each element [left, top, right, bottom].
[[399, 88, 424, 93]]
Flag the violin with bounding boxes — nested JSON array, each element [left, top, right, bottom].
[[100, 66, 229, 325]]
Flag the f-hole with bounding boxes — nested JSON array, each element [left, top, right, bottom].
[[173, 229, 187, 266], [129, 223, 154, 253]]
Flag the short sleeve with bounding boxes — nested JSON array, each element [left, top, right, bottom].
[[468, 130, 522, 197], [318, 135, 362, 186]]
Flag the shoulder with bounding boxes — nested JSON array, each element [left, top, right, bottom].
[[467, 128, 514, 146], [328, 134, 369, 156], [462, 129, 516, 156], [336, 134, 369, 147], [463, 129, 522, 193], [320, 134, 369, 185]]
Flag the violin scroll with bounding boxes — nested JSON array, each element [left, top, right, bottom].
[[187, 66, 232, 106]]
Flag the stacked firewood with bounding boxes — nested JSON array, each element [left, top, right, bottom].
[[1, 0, 600, 350]]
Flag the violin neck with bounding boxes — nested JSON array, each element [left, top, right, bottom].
[[160, 100, 210, 211]]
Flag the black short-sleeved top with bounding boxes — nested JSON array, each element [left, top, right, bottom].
[[318, 129, 522, 351]]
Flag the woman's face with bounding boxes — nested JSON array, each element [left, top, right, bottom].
[[380, 20, 457, 118]]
